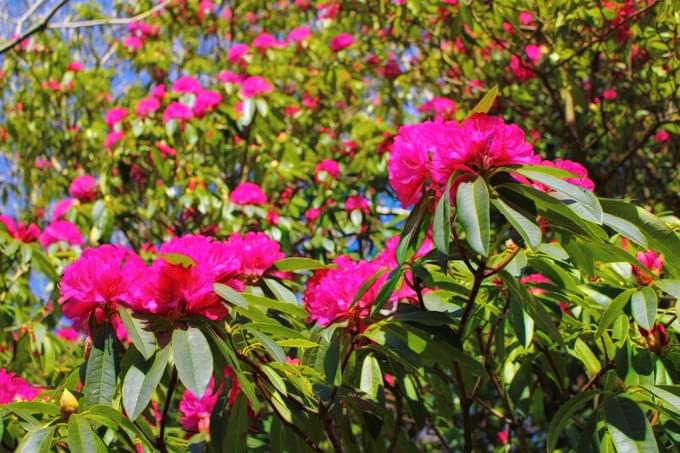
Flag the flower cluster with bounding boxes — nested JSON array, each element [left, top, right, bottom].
[[388, 114, 595, 206], [303, 237, 432, 326], [0, 369, 39, 404], [59, 233, 284, 335]]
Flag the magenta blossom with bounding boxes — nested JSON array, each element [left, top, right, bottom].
[[136, 96, 161, 117], [224, 232, 284, 283], [231, 182, 268, 205], [0, 369, 39, 404], [172, 76, 203, 94], [418, 97, 457, 121], [67, 61, 84, 72], [0, 215, 40, 243], [252, 32, 285, 51], [519, 11, 534, 25], [179, 378, 221, 433], [218, 70, 245, 84], [52, 198, 75, 221], [345, 195, 370, 214], [105, 131, 125, 150], [69, 175, 97, 202], [123, 35, 144, 51], [156, 142, 177, 157], [105, 107, 128, 129], [193, 89, 222, 117], [314, 159, 340, 180], [330, 33, 354, 52], [288, 25, 312, 43], [163, 102, 194, 124], [40, 220, 82, 248], [240, 76, 273, 98], [151, 84, 166, 99], [228, 43, 249, 64], [56, 327, 81, 342], [305, 207, 322, 223]]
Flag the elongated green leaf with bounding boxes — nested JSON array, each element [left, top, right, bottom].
[[172, 327, 213, 396], [456, 177, 490, 256], [16, 425, 55, 453], [433, 176, 451, 255], [360, 354, 382, 401], [571, 339, 601, 378], [396, 196, 429, 264], [83, 325, 118, 408], [603, 213, 647, 247], [546, 390, 598, 452], [604, 395, 659, 453], [224, 394, 249, 453], [261, 365, 288, 396], [161, 252, 196, 268], [214, 283, 248, 309], [273, 257, 333, 271], [117, 307, 156, 360], [122, 347, 170, 420], [276, 339, 319, 348], [596, 289, 635, 338], [655, 279, 680, 298], [640, 384, 680, 417], [492, 198, 542, 249], [242, 293, 307, 318], [467, 85, 498, 117], [247, 328, 286, 362], [68, 414, 97, 453], [631, 287, 657, 331], [450, 347, 486, 377]]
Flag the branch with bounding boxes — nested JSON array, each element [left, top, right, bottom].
[[15, 0, 48, 35], [48, 0, 168, 29], [0, 0, 69, 56]]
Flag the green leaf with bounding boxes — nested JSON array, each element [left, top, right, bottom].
[[359, 354, 382, 401], [68, 414, 97, 453], [276, 339, 319, 348], [31, 249, 58, 281], [456, 177, 490, 256], [492, 198, 542, 249], [16, 425, 55, 453], [122, 347, 170, 421], [247, 328, 286, 362], [161, 252, 196, 268], [467, 85, 498, 117], [596, 289, 635, 338], [224, 393, 249, 453], [604, 395, 659, 453], [655, 279, 680, 298], [640, 385, 680, 417], [270, 391, 292, 423], [273, 257, 333, 271], [571, 339, 601, 378], [83, 325, 118, 408], [117, 307, 157, 360], [546, 390, 598, 452], [261, 365, 288, 396], [214, 283, 248, 309], [433, 176, 452, 255], [631, 287, 658, 331], [450, 347, 486, 377], [515, 169, 603, 224], [172, 327, 213, 396], [396, 196, 429, 264], [603, 213, 648, 247]]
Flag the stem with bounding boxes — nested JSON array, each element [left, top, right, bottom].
[[158, 367, 178, 453], [385, 385, 404, 453], [458, 261, 486, 336]]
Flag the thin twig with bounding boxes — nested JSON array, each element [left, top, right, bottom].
[[48, 1, 168, 29], [0, 0, 69, 55]]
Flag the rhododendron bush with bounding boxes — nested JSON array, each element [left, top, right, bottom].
[[0, 1, 679, 452]]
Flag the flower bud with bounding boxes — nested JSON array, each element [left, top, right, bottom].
[[60, 389, 79, 419]]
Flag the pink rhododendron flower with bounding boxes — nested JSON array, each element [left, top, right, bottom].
[[0, 215, 40, 243], [218, 70, 245, 84], [509, 55, 534, 82], [519, 11, 534, 25], [59, 245, 147, 336], [68, 175, 97, 202], [52, 198, 75, 221], [136, 96, 161, 117], [193, 89, 222, 116], [314, 159, 340, 180], [240, 76, 273, 98], [179, 378, 221, 433], [39, 220, 82, 248], [56, 327, 81, 342], [633, 250, 664, 285], [163, 102, 194, 124], [345, 195, 370, 214], [519, 273, 553, 295], [654, 130, 669, 143], [288, 25, 312, 43], [252, 32, 285, 50], [524, 44, 543, 65], [228, 43, 249, 64], [305, 208, 322, 223], [123, 35, 144, 51], [0, 369, 40, 403], [35, 158, 52, 169], [67, 61, 84, 72], [172, 76, 203, 94], [418, 97, 457, 121], [224, 232, 284, 283], [304, 256, 381, 326], [231, 182, 268, 205], [388, 122, 443, 206], [553, 159, 595, 191], [139, 235, 241, 319], [105, 107, 128, 129], [603, 88, 618, 100], [156, 142, 177, 157], [431, 114, 535, 183], [105, 131, 124, 150], [151, 84, 166, 99], [330, 33, 354, 52]]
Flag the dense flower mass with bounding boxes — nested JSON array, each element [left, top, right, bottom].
[[39, 220, 83, 248], [231, 182, 268, 205], [0, 369, 39, 404], [0, 215, 40, 243], [223, 232, 284, 283], [68, 175, 97, 202]]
